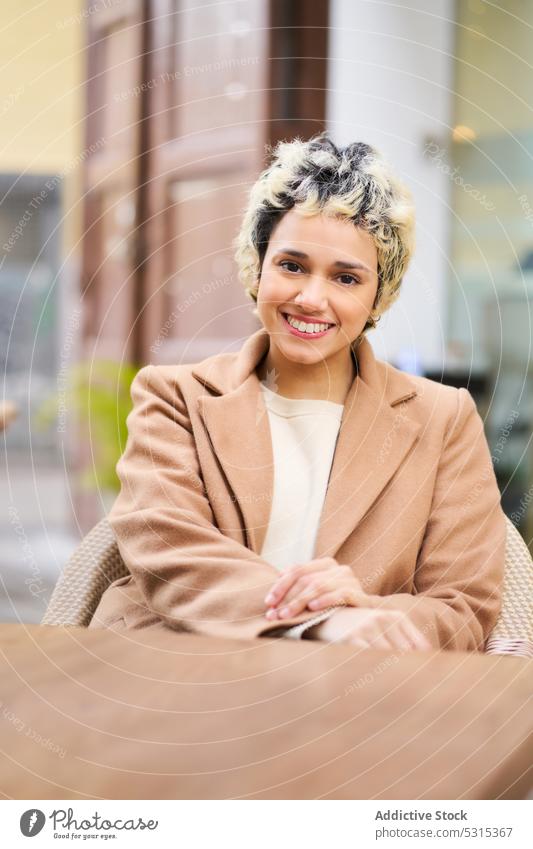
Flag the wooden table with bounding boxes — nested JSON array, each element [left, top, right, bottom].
[[0, 623, 531, 799]]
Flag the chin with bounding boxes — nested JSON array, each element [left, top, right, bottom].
[[280, 340, 330, 364]]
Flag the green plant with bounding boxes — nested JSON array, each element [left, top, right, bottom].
[[37, 360, 139, 492]]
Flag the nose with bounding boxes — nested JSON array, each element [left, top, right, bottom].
[[294, 274, 328, 312]]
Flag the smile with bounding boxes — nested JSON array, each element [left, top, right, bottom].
[[280, 312, 336, 339]]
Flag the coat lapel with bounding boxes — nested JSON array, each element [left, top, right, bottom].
[[312, 358, 421, 559], [197, 377, 274, 555], [192, 328, 421, 559]]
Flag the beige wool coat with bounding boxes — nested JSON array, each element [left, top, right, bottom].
[[89, 327, 506, 651]]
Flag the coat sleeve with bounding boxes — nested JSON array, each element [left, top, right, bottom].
[[360, 387, 506, 652], [105, 365, 329, 642]]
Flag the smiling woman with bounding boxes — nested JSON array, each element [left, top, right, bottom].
[[254, 211, 380, 403], [234, 134, 415, 405], [234, 134, 415, 324], [89, 132, 506, 655]]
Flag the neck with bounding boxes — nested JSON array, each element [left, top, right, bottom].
[[257, 343, 357, 403]]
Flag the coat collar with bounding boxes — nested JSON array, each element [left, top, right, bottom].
[[192, 328, 420, 558]]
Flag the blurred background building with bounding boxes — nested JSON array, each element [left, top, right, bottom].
[[1, 0, 532, 623]]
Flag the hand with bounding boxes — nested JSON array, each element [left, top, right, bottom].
[[307, 607, 433, 651], [264, 557, 368, 620]]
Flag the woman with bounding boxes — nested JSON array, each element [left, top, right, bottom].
[[89, 133, 506, 652]]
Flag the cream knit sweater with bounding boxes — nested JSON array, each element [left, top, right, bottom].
[[259, 383, 344, 639]]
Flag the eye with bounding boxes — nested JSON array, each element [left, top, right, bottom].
[[337, 273, 360, 286], [279, 260, 303, 273]]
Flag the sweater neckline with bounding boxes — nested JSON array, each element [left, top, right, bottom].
[[260, 383, 344, 418]]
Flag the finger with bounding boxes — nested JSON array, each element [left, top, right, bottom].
[[369, 622, 401, 650], [388, 611, 429, 651], [392, 614, 432, 651], [268, 567, 342, 612], [356, 615, 409, 651], [307, 587, 365, 611], [384, 623, 413, 654], [265, 557, 342, 604], [401, 620, 433, 651], [271, 579, 337, 619], [357, 630, 393, 650], [281, 572, 338, 608], [264, 563, 326, 607], [366, 611, 415, 653], [264, 572, 300, 607], [347, 636, 373, 650], [265, 560, 351, 607], [336, 580, 369, 606]]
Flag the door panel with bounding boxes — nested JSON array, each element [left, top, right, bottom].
[[82, 0, 145, 362], [82, 0, 329, 365]]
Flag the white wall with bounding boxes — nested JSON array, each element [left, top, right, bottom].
[[326, 0, 455, 372]]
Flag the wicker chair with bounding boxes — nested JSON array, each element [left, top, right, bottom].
[[42, 516, 533, 656], [42, 519, 128, 629]]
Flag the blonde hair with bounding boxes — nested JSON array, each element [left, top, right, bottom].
[[232, 132, 416, 334]]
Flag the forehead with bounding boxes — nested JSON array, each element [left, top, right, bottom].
[[267, 209, 377, 268]]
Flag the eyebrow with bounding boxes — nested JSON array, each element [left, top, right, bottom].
[[272, 248, 374, 274]]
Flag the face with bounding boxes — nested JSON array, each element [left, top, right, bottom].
[[256, 209, 379, 368]]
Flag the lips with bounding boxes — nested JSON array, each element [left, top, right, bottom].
[[281, 312, 336, 327], [280, 311, 337, 338], [282, 311, 335, 326]]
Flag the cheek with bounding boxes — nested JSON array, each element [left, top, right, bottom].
[[257, 270, 286, 302], [337, 290, 374, 321]]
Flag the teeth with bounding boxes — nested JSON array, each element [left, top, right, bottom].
[[286, 315, 332, 333]]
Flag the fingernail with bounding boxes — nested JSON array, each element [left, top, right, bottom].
[[264, 594, 275, 605], [265, 608, 278, 619], [278, 607, 290, 618]]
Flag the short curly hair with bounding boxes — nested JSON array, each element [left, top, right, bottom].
[[233, 131, 416, 334]]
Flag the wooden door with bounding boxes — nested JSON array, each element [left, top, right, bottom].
[[138, 0, 330, 365], [137, 0, 268, 364], [82, 0, 329, 366], [81, 0, 146, 364]]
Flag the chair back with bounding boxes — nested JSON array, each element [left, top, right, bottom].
[[41, 518, 128, 627], [484, 516, 533, 657]]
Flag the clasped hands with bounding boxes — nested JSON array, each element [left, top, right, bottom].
[[263, 556, 432, 651]]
